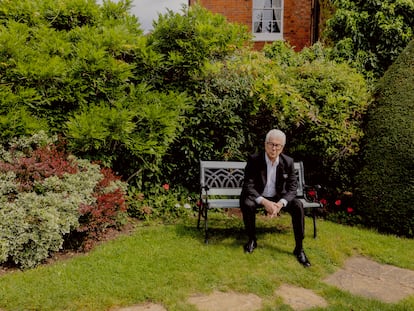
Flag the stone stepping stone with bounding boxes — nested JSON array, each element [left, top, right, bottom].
[[324, 256, 414, 303], [276, 284, 328, 310], [187, 290, 262, 311], [112, 303, 167, 311]]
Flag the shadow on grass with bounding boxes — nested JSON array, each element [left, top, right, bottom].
[[176, 212, 292, 252]]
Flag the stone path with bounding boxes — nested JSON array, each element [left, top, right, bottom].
[[276, 284, 328, 310], [114, 304, 167, 311], [324, 256, 414, 303], [113, 256, 414, 311], [188, 291, 263, 311]]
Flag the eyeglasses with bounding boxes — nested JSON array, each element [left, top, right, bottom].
[[266, 142, 284, 149]]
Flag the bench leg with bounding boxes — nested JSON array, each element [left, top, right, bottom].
[[197, 202, 209, 243], [197, 204, 202, 229], [204, 204, 209, 244], [312, 207, 317, 239]]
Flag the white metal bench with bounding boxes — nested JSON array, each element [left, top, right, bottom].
[[197, 160, 322, 243]]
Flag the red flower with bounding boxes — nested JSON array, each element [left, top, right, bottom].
[[162, 183, 170, 191], [335, 199, 342, 206], [347, 207, 354, 213], [307, 190, 316, 198], [320, 198, 327, 205]]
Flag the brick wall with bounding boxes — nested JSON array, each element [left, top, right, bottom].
[[189, 0, 314, 51]]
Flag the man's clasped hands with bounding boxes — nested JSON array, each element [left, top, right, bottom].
[[261, 198, 283, 218]]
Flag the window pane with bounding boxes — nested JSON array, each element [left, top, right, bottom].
[[274, 0, 282, 8], [255, 0, 266, 7], [253, 9, 264, 21], [253, 0, 283, 37], [254, 21, 262, 33], [275, 10, 281, 20]]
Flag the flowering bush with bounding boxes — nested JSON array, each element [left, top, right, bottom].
[[0, 132, 128, 268], [321, 190, 362, 226], [302, 185, 327, 216]]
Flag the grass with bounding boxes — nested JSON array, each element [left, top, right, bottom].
[[0, 212, 413, 310]]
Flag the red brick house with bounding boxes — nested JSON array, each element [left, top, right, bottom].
[[188, 0, 320, 51]]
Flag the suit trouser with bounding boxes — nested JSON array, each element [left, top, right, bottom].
[[240, 196, 305, 249]]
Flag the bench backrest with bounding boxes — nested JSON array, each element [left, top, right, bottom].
[[200, 160, 306, 198], [200, 161, 245, 196]]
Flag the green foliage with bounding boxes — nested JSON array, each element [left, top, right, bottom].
[[262, 42, 370, 188], [65, 84, 191, 183], [0, 0, 384, 238], [0, 107, 48, 142], [0, 132, 128, 268], [127, 183, 193, 222], [147, 3, 251, 91], [354, 39, 414, 237], [134, 5, 252, 189], [0, 0, 140, 133], [324, 0, 414, 80], [161, 41, 370, 193], [0, 0, 192, 183], [161, 51, 258, 189]]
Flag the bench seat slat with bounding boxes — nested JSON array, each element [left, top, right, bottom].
[[204, 198, 321, 209], [298, 199, 322, 209], [203, 189, 242, 196], [207, 199, 240, 208]]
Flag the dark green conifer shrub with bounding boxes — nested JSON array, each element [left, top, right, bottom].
[[354, 40, 414, 237]]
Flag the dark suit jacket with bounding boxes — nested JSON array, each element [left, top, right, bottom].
[[240, 151, 298, 205]]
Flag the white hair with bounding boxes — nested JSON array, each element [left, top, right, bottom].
[[265, 129, 286, 144]]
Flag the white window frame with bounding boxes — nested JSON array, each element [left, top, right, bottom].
[[252, 0, 284, 41]]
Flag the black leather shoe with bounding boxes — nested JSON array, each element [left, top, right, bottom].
[[244, 240, 257, 253], [294, 249, 311, 267]]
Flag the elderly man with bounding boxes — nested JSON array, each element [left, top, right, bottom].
[[239, 129, 311, 267]]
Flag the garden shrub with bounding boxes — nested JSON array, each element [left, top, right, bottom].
[[324, 0, 414, 80], [127, 183, 193, 222], [354, 39, 414, 237], [65, 84, 191, 185], [262, 41, 370, 189], [139, 4, 252, 189], [0, 132, 128, 268], [0, 0, 191, 184], [77, 166, 128, 250], [162, 41, 370, 195], [147, 3, 251, 91], [161, 50, 257, 190]]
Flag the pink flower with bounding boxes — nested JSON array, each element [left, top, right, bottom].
[[335, 199, 342, 206], [347, 207, 354, 213], [162, 183, 170, 191]]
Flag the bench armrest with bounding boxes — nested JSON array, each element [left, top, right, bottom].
[[303, 184, 322, 203]]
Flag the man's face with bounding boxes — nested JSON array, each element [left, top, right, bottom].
[[264, 137, 284, 162]]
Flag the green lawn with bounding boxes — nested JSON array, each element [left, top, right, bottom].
[[0, 213, 413, 310]]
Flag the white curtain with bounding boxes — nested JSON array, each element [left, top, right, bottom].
[[254, 0, 281, 33]]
